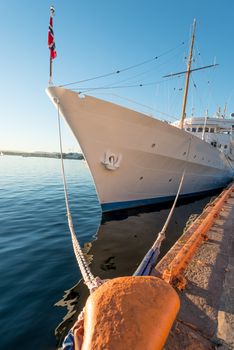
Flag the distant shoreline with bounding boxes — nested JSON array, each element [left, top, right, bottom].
[[0, 150, 84, 160]]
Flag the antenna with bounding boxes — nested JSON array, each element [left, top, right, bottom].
[[223, 103, 227, 118]]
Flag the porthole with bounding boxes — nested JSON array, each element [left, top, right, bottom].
[[151, 143, 156, 148], [139, 176, 143, 180], [211, 141, 217, 148], [169, 178, 172, 182]]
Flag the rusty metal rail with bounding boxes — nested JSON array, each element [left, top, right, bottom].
[[162, 183, 234, 289]]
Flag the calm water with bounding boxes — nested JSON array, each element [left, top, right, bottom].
[[0, 156, 101, 350], [0, 156, 219, 349]]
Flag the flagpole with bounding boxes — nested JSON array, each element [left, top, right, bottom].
[[49, 57, 52, 85]]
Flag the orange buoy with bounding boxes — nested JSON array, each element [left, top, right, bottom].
[[81, 276, 180, 350]]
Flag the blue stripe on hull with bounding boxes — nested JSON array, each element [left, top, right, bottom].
[[101, 187, 225, 212]]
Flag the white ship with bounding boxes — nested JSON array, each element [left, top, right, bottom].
[[46, 86, 234, 211], [46, 20, 234, 212]]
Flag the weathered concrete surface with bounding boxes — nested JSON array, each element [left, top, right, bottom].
[[164, 192, 234, 349]]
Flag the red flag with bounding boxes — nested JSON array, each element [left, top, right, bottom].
[[48, 13, 57, 60]]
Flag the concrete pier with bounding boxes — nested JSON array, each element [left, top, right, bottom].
[[56, 185, 233, 349], [156, 186, 234, 349]]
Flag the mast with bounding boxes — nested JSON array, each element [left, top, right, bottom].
[[179, 19, 196, 129]]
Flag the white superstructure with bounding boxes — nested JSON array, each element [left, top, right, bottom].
[[183, 116, 234, 156], [47, 87, 234, 212]]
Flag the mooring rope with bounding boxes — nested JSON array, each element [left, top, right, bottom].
[[134, 137, 192, 276], [56, 100, 102, 292]]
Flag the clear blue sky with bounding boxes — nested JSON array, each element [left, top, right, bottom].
[[1, 0, 234, 152]]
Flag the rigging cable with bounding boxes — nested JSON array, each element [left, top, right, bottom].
[[194, 43, 219, 110], [73, 75, 182, 94], [94, 48, 186, 89], [59, 42, 185, 88]]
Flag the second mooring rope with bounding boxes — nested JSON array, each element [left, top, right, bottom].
[[134, 137, 192, 276]]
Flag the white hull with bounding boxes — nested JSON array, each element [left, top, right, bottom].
[[47, 87, 234, 211]]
